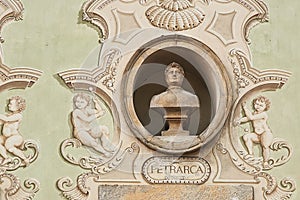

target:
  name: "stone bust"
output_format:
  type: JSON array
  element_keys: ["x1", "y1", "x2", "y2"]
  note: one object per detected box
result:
[{"x1": 150, "y1": 62, "x2": 200, "y2": 136}]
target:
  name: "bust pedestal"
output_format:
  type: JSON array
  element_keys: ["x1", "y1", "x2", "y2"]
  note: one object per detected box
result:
[
  {"x1": 160, "y1": 107, "x2": 194, "y2": 136},
  {"x1": 151, "y1": 106, "x2": 197, "y2": 136}
]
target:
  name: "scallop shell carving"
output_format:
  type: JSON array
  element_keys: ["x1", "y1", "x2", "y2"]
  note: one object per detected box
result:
[{"x1": 145, "y1": 0, "x2": 205, "y2": 31}]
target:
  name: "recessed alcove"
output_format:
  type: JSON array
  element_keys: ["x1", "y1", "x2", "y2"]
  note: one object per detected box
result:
[
  {"x1": 123, "y1": 35, "x2": 231, "y2": 154},
  {"x1": 133, "y1": 47, "x2": 212, "y2": 136}
]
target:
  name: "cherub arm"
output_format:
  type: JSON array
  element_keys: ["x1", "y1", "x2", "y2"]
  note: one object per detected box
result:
[
  {"x1": 234, "y1": 102, "x2": 267, "y2": 126},
  {"x1": 241, "y1": 102, "x2": 267, "y2": 121},
  {"x1": 0, "y1": 113, "x2": 22, "y2": 122},
  {"x1": 73, "y1": 110, "x2": 100, "y2": 123},
  {"x1": 92, "y1": 98, "x2": 106, "y2": 117},
  {"x1": 234, "y1": 102, "x2": 251, "y2": 126}
]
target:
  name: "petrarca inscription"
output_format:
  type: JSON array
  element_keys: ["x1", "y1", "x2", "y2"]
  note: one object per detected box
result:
[
  {"x1": 142, "y1": 157, "x2": 211, "y2": 184},
  {"x1": 150, "y1": 164, "x2": 204, "y2": 174}
]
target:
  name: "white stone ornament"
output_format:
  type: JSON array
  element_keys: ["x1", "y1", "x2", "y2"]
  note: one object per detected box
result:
[
  {"x1": 57, "y1": 0, "x2": 295, "y2": 199},
  {"x1": 0, "y1": 1, "x2": 42, "y2": 199},
  {"x1": 145, "y1": 0, "x2": 205, "y2": 31}
]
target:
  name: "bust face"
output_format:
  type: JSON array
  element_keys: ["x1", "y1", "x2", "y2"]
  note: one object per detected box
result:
[{"x1": 165, "y1": 67, "x2": 184, "y2": 87}]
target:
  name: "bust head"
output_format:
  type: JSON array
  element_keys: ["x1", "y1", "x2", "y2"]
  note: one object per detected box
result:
[{"x1": 165, "y1": 62, "x2": 184, "y2": 87}]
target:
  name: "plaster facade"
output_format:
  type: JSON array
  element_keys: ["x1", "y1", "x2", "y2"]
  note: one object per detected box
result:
[{"x1": 0, "y1": 0, "x2": 298, "y2": 199}]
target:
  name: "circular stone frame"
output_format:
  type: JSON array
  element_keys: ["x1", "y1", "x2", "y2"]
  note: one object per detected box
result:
[{"x1": 122, "y1": 35, "x2": 232, "y2": 154}]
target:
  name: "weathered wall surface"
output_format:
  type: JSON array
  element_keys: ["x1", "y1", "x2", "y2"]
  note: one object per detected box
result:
[{"x1": 0, "y1": 0, "x2": 298, "y2": 199}]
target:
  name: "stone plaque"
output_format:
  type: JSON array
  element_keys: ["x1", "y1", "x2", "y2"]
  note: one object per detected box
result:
[
  {"x1": 142, "y1": 157, "x2": 211, "y2": 184},
  {"x1": 98, "y1": 185, "x2": 254, "y2": 200}
]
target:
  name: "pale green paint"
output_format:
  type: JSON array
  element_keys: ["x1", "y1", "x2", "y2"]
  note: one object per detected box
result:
[
  {"x1": 250, "y1": 2, "x2": 300, "y2": 199},
  {"x1": 0, "y1": 0, "x2": 299, "y2": 199}
]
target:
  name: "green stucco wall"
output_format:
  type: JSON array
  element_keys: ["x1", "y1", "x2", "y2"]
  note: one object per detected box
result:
[{"x1": 0, "y1": 0, "x2": 299, "y2": 199}]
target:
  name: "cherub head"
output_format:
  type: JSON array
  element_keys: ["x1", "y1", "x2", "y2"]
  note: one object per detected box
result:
[
  {"x1": 73, "y1": 93, "x2": 91, "y2": 110},
  {"x1": 165, "y1": 62, "x2": 185, "y2": 87},
  {"x1": 253, "y1": 96, "x2": 271, "y2": 112},
  {"x1": 8, "y1": 96, "x2": 26, "y2": 112}
]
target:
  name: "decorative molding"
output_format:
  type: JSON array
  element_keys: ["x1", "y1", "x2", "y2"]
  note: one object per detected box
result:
[
  {"x1": 82, "y1": 0, "x2": 110, "y2": 40},
  {"x1": 229, "y1": 49, "x2": 291, "y2": 92},
  {"x1": 0, "y1": 97, "x2": 40, "y2": 199},
  {"x1": 236, "y1": 138, "x2": 293, "y2": 170},
  {"x1": 58, "y1": 48, "x2": 121, "y2": 92},
  {"x1": 0, "y1": 64, "x2": 42, "y2": 90},
  {"x1": 214, "y1": 142, "x2": 296, "y2": 199},
  {"x1": 206, "y1": 11, "x2": 237, "y2": 45},
  {"x1": 233, "y1": 0, "x2": 254, "y2": 11},
  {"x1": 58, "y1": 138, "x2": 141, "y2": 199},
  {"x1": 57, "y1": 172, "x2": 98, "y2": 200},
  {"x1": 0, "y1": 172, "x2": 39, "y2": 200},
  {"x1": 243, "y1": 0, "x2": 269, "y2": 44},
  {"x1": 268, "y1": 139, "x2": 293, "y2": 168},
  {"x1": 145, "y1": 0, "x2": 205, "y2": 31},
  {"x1": 0, "y1": 0, "x2": 24, "y2": 43},
  {"x1": 112, "y1": 10, "x2": 143, "y2": 44},
  {"x1": 257, "y1": 172, "x2": 296, "y2": 200},
  {"x1": 215, "y1": 143, "x2": 260, "y2": 176},
  {"x1": 60, "y1": 138, "x2": 139, "y2": 174},
  {"x1": 1, "y1": 140, "x2": 39, "y2": 171}
]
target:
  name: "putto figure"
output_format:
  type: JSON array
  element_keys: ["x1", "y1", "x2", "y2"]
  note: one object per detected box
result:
[
  {"x1": 150, "y1": 62, "x2": 200, "y2": 136},
  {"x1": 235, "y1": 96, "x2": 273, "y2": 168},
  {"x1": 72, "y1": 93, "x2": 113, "y2": 157},
  {"x1": 0, "y1": 96, "x2": 29, "y2": 166}
]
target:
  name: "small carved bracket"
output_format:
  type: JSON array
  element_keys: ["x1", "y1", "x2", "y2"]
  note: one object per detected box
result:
[{"x1": 0, "y1": 0, "x2": 24, "y2": 43}]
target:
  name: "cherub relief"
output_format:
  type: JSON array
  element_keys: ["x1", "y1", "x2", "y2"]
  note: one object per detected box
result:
[
  {"x1": 0, "y1": 96, "x2": 30, "y2": 166},
  {"x1": 235, "y1": 96, "x2": 273, "y2": 168},
  {"x1": 71, "y1": 93, "x2": 114, "y2": 157}
]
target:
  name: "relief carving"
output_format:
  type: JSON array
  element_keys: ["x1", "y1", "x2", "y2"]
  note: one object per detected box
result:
[
  {"x1": 235, "y1": 96, "x2": 273, "y2": 168},
  {"x1": 57, "y1": 172, "x2": 98, "y2": 200},
  {"x1": 0, "y1": 1, "x2": 41, "y2": 199},
  {"x1": 72, "y1": 93, "x2": 115, "y2": 157},
  {"x1": 0, "y1": 97, "x2": 40, "y2": 199},
  {"x1": 256, "y1": 172, "x2": 296, "y2": 200},
  {"x1": 96, "y1": 48, "x2": 121, "y2": 92},
  {"x1": 206, "y1": 11, "x2": 237, "y2": 45},
  {"x1": 212, "y1": 88, "x2": 295, "y2": 198},
  {"x1": 57, "y1": 91, "x2": 140, "y2": 199},
  {"x1": 145, "y1": 0, "x2": 205, "y2": 31},
  {"x1": 234, "y1": 96, "x2": 292, "y2": 170},
  {"x1": 0, "y1": 173, "x2": 39, "y2": 200},
  {"x1": 58, "y1": 0, "x2": 296, "y2": 199}
]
